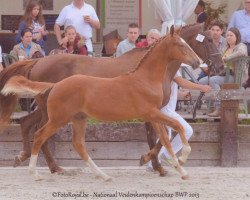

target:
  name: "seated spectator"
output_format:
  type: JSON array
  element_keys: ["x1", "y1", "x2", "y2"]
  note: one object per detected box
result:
[
  {"x1": 0, "y1": 45, "x2": 3, "y2": 72},
  {"x1": 199, "y1": 27, "x2": 248, "y2": 117},
  {"x1": 50, "y1": 25, "x2": 87, "y2": 55},
  {"x1": 115, "y1": 23, "x2": 140, "y2": 57},
  {"x1": 194, "y1": 0, "x2": 208, "y2": 23},
  {"x1": 11, "y1": 28, "x2": 44, "y2": 60},
  {"x1": 136, "y1": 29, "x2": 161, "y2": 48},
  {"x1": 16, "y1": 0, "x2": 47, "y2": 54},
  {"x1": 197, "y1": 20, "x2": 227, "y2": 80}
]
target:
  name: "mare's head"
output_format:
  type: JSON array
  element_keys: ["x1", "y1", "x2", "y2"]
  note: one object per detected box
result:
[
  {"x1": 180, "y1": 23, "x2": 223, "y2": 70},
  {"x1": 164, "y1": 26, "x2": 201, "y2": 69}
]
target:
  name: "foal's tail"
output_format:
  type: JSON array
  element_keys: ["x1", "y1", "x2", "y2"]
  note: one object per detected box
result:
[{"x1": 1, "y1": 76, "x2": 54, "y2": 97}]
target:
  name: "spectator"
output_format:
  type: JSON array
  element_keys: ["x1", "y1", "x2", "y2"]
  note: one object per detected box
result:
[
  {"x1": 199, "y1": 28, "x2": 248, "y2": 117},
  {"x1": 0, "y1": 45, "x2": 3, "y2": 72},
  {"x1": 228, "y1": 0, "x2": 250, "y2": 88},
  {"x1": 16, "y1": 0, "x2": 47, "y2": 54},
  {"x1": 54, "y1": 0, "x2": 100, "y2": 56},
  {"x1": 194, "y1": 0, "x2": 208, "y2": 23},
  {"x1": 115, "y1": 23, "x2": 140, "y2": 57},
  {"x1": 50, "y1": 25, "x2": 87, "y2": 55},
  {"x1": 136, "y1": 29, "x2": 161, "y2": 48},
  {"x1": 197, "y1": 20, "x2": 226, "y2": 80},
  {"x1": 11, "y1": 28, "x2": 44, "y2": 60}
]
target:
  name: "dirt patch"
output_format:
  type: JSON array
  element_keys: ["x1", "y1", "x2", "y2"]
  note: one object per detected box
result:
[{"x1": 0, "y1": 166, "x2": 249, "y2": 200}]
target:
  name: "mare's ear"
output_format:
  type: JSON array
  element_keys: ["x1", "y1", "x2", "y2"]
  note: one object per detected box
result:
[{"x1": 170, "y1": 25, "x2": 174, "y2": 36}]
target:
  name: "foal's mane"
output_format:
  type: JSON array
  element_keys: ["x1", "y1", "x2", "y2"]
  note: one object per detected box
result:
[{"x1": 126, "y1": 35, "x2": 168, "y2": 74}]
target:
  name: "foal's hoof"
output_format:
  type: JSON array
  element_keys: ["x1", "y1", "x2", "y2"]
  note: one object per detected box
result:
[
  {"x1": 181, "y1": 174, "x2": 189, "y2": 180},
  {"x1": 178, "y1": 158, "x2": 185, "y2": 166},
  {"x1": 50, "y1": 166, "x2": 65, "y2": 174}
]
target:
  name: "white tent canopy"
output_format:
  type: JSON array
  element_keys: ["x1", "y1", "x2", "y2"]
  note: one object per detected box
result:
[{"x1": 149, "y1": 0, "x2": 199, "y2": 35}]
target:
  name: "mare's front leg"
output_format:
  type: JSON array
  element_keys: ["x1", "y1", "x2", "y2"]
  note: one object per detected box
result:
[{"x1": 142, "y1": 122, "x2": 166, "y2": 176}]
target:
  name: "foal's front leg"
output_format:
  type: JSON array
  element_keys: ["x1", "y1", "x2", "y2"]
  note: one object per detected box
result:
[{"x1": 146, "y1": 110, "x2": 191, "y2": 179}]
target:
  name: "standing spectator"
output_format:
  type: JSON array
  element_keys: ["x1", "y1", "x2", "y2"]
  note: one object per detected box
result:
[
  {"x1": 0, "y1": 45, "x2": 3, "y2": 72},
  {"x1": 54, "y1": 0, "x2": 100, "y2": 56},
  {"x1": 50, "y1": 25, "x2": 87, "y2": 55},
  {"x1": 11, "y1": 28, "x2": 44, "y2": 60},
  {"x1": 16, "y1": 0, "x2": 47, "y2": 54},
  {"x1": 136, "y1": 29, "x2": 161, "y2": 48},
  {"x1": 194, "y1": 0, "x2": 208, "y2": 23},
  {"x1": 115, "y1": 23, "x2": 140, "y2": 57},
  {"x1": 228, "y1": 0, "x2": 250, "y2": 88}
]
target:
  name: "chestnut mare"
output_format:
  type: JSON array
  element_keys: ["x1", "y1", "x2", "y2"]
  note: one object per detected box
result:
[
  {"x1": 0, "y1": 23, "x2": 223, "y2": 175},
  {"x1": 2, "y1": 29, "x2": 201, "y2": 181}
]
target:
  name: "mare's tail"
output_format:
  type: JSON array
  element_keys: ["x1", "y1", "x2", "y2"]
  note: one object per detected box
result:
[
  {"x1": 0, "y1": 59, "x2": 40, "y2": 125},
  {"x1": 1, "y1": 76, "x2": 54, "y2": 97}
]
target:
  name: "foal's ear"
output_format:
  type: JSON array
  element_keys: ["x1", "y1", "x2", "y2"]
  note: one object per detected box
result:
[
  {"x1": 175, "y1": 26, "x2": 182, "y2": 35},
  {"x1": 170, "y1": 25, "x2": 174, "y2": 36}
]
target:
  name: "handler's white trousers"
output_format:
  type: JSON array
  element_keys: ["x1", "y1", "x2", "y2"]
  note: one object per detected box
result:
[{"x1": 159, "y1": 106, "x2": 193, "y2": 159}]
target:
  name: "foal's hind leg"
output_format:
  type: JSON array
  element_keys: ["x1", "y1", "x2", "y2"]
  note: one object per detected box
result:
[
  {"x1": 71, "y1": 116, "x2": 111, "y2": 181},
  {"x1": 29, "y1": 120, "x2": 62, "y2": 180},
  {"x1": 35, "y1": 94, "x2": 64, "y2": 174}
]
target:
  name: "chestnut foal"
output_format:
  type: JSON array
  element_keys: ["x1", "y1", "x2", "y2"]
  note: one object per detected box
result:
[{"x1": 2, "y1": 27, "x2": 200, "y2": 181}]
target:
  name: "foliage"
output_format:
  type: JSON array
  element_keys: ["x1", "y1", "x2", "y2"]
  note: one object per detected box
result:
[{"x1": 204, "y1": 1, "x2": 227, "y2": 28}]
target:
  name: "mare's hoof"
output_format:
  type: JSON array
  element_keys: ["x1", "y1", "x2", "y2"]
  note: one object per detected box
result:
[
  {"x1": 50, "y1": 166, "x2": 65, "y2": 174},
  {"x1": 139, "y1": 155, "x2": 146, "y2": 166},
  {"x1": 158, "y1": 167, "x2": 168, "y2": 177},
  {"x1": 181, "y1": 174, "x2": 189, "y2": 180},
  {"x1": 13, "y1": 156, "x2": 22, "y2": 167}
]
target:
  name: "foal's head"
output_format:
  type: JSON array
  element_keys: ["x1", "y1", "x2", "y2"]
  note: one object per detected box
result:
[{"x1": 165, "y1": 26, "x2": 201, "y2": 69}]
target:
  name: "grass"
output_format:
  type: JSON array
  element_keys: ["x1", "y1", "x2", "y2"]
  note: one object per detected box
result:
[{"x1": 87, "y1": 118, "x2": 143, "y2": 124}]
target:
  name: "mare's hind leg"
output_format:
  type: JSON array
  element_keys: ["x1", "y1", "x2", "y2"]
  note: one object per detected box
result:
[
  {"x1": 142, "y1": 122, "x2": 166, "y2": 176},
  {"x1": 14, "y1": 109, "x2": 41, "y2": 167},
  {"x1": 71, "y1": 116, "x2": 111, "y2": 181},
  {"x1": 0, "y1": 94, "x2": 18, "y2": 125}
]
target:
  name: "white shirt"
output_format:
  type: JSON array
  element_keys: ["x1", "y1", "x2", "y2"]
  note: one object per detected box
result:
[
  {"x1": 115, "y1": 39, "x2": 136, "y2": 57},
  {"x1": 56, "y1": 2, "x2": 99, "y2": 51},
  {"x1": 0, "y1": 46, "x2": 2, "y2": 63},
  {"x1": 162, "y1": 70, "x2": 181, "y2": 112}
]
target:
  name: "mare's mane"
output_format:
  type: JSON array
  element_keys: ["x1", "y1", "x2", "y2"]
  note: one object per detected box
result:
[{"x1": 0, "y1": 59, "x2": 39, "y2": 90}]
